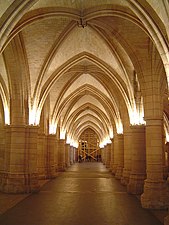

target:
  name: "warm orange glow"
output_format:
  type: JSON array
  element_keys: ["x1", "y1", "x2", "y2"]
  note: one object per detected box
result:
[
  {"x1": 49, "y1": 122, "x2": 57, "y2": 134},
  {"x1": 4, "y1": 106, "x2": 10, "y2": 124}
]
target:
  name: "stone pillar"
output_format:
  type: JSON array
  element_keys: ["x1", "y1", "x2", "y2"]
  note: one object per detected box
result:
[
  {"x1": 99, "y1": 148, "x2": 103, "y2": 163},
  {"x1": 37, "y1": 133, "x2": 47, "y2": 179},
  {"x1": 102, "y1": 147, "x2": 106, "y2": 165},
  {"x1": 164, "y1": 215, "x2": 169, "y2": 225},
  {"x1": 163, "y1": 138, "x2": 168, "y2": 180},
  {"x1": 112, "y1": 135, "x2": 118, "y2": 174},
  {"x1": 141, "y1": 119, "x2": 169, "y2": 209},
  {"x1": 121, "y1": 129, "x2": 132, "y2": 185},
  {"x1": 65, "y1": 143, "x2": 70, "y2": 167},
  {"x1": 0, "y1": 125, "x2": 39, "y2": 193},
  {"x1": 109, "y1": 139, "x2": 114, "y2": 171},
  {"x1": 115, "y1": 134, "x2": 124, "y2": 179},
  {"x1": 0, "y1": 122, "x2": 5, "y2": 176},
  {"x1": 70, "y1": 146, "x2": 74, "y2": 164},
  {"x1": 25, "y1": 126, "x2": 40, "y2": 192},
  {"x1": 55, "y1": 140, "x2": 59, "y2": 172},
  {"x1": 105, "y1": 143, "x2": 111, "y2": 168},
  {"x1": 127, "y1": 125, "x2": 146, "y2": 194},
  {"x1": 58, "y1": 139, "x2": 66, "y2": 171},
  {"x1": 103, "y1": 146, "x2": 107, "y2": 165},
  {"x1": 73, "y1": 147, "x2": 77, "y2": 162},
  {"x1": 166, "y1": 143, "x2": 169, "y2": 183},
  {"x1": 47, "y1": 134, "x2": 57, "y2": 178}
]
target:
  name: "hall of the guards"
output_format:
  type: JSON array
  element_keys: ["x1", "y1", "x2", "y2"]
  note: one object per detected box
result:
[{"x1": 0, "y1": 0, "x2": 169, "y2": 225}]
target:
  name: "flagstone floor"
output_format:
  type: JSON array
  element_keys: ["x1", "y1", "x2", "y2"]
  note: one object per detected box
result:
[{"x1": 0, "y1": 162, "x2": 166, "y2": 225}]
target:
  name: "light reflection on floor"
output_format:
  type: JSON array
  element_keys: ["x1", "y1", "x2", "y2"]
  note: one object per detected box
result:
[{"x1": 0, "y1": 162, "x2": 163, "y2": 225}]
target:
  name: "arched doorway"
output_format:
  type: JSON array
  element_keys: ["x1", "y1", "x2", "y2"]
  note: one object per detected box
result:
[{"x1": 78, "y1": 128, "x2": 101, "y2": 162}]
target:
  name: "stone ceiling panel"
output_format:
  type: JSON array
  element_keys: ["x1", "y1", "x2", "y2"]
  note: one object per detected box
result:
[
  {"x1": 0, "y1": 54, "x2": 9, "y2": 93},
  {"x1": 44, "y1": 25, "x2": 124, "y2": 87},
  {"x1": 67, "y1": 95, "x2": 107, "y2": 119},
  {"x1": 62, "y1": 73, "x2": 110, "y2": 102},
  {"x1": 30, "y1": 0, "x2": 128, "y2": 12},
  {"x1": 22, "y1": 16, "x2": 72, "y2": 97},
  {"x1": 75, "y1": 109, "x2": 101, "y2": 122}
]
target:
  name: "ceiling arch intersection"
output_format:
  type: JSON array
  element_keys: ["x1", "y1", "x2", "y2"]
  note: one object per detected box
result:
[
  {"x1": 51, "y1": 84, "x2": 122, "y2": 135},
  {"x1": 64, "y1": 103, "x2": 113, "y2": 140},
  {"x1": 32, "y1": 52, "x2": 142, "y2": 128},
  {"x1": 1, "y1": 0, "x2": 166, "y2": 135}
]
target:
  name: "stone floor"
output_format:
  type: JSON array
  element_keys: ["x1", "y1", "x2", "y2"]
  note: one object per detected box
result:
[{"x1": 0, "y1": 162, "x2": 167, "y2": 225}]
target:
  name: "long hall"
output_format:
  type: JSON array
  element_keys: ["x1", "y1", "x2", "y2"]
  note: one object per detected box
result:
[
  {"x1": 0, "y1": 162, "x2": 163, "y2": 225},
  {"x1": 1, "y1": 1, "x2": 169, "y2": 225}
]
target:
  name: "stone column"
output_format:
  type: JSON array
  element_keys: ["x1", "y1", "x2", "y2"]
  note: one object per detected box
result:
[
  {"x1": 102, "y1": 147, "x2": 106, "y2": 165},
  {"x1": 114, "y1": 134, "x2": 124, "y2": 179},
  {"x1": 164, "y1": 215, "x2": 169, "y2": 225},
  {"x1": 166, "y1": 143, "x2": 169, "y2": 182},
  {"x1": 105, "y1": 143, "x2": 111, "y2": 168},
  {"x1": 70, "y1": 146, "x2": 74, "y2": 164},
  {"x1": 47, "y1": 134, "x2": 57, "y2": 178},
  {"x1": 65, "y1": 143, "x2": 70, "y2": 167},
  {"x1": 73, "y1": 147, "x2": 77, "y2": 162},
  {"x1": 163, "y1": 138, "x2": 168, "y2": 180},
  {"x1": 0, "y1": 122, "x2": 5, "y2": 176},
  {"x1": 109, "y1": 139, "x2": 114, "y2": 171},
  {"x1": 99, "y1": 148, "x2": 103, "y2": 163},
  {"x1": 121, "y1": 129, "x2": 132, "y2": 185},
  {"x1": 57, "y1": 139, "x2": 66, "y2": 171},
  {"x1": 112, "y1": 135, "x2": 118, "y2": 174},
  {"x1": 37, "y1": 133, "x2": 47, "y2": 179},
  {"x1": 55, "y1": 139, "x2": 59, "y2": 172},
  {"x1": 103, "y1": 146, "x2": 106, "y2": 165},
  {"x1": 25, "y1": 126, "x2": 40, "y2": 192},
  {"x1": 127, "y1": 125, "x2": 146, "y2": 194},
  {"x1": 141, "y1": 119, "x2": 169, "y2": 209},
  {"x1": 0, "y1": 125, "x2": 39, "y2": 193}
]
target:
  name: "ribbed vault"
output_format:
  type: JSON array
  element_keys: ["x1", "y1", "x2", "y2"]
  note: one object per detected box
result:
[{"x1": 0, "y1": 0, "x2": 168, "y2": 147}]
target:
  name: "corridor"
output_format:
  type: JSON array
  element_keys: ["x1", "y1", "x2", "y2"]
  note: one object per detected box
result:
[{"x1": 0, "y1": 162, "x2": 163, "y2": 225}]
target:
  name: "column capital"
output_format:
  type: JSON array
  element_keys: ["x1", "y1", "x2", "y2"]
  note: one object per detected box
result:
[
  {"x1": 47, "y1": 134, "x2": 56, "y2": 138},
  {"x1": 130, "y1": 124, "x2": 145, "y2": 133},
  {"x1": 114, "y1": 133, "x2": 124, "y2": 139},
  {"x1": 145, "y1": 118, "x2": 163, "y2": 126},
  {"x1": 130, "y1": 124, "x2": 145, "y2": 128}
]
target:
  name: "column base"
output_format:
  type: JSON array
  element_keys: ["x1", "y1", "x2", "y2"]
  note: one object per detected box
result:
[
  {"x1": 0, "y1": 172, "x2": 40, "y2": 194},
  {"x1": 58, "y1": 163, "x2": 66, "y2": 172},
  {"x1": 121, "y1": 168, "x2": 130, "y2": 185},
  {"x1": 70, "y1": 160, "x2": 74, "y2": 165},
  {"x1": 112, "y1": 164, "x2": 117, "y2": 175},
  {"x1": 65, "y1": 162, "x2": 70, "y2": 167},
  {"x1": 164, "y1": 215, "x2": 169, "y2": 225},
  {"x1": 109, "y1": 163, "x2": 113, "y2": 172},
  {"x1": 106, "y1": 161, "x2": 110, "y2": 168},
  {"x1": 115, "y1": 166, "x2": 123, "y2": 179},
  {"x1": 127, "y1": 173, "x2": 146, "y2": 194},
  {"x1": 47, "y1": 166, "x2": 58, "y2": 179},
  {"x1": 141, "y1": 179, "x2": 169, "y2": 209},
  {"x1": 38, "y1": 166, "x2": 50, "y2": 179},
  {"x1": 38, "y1": 174, "x2": 47, "y2": 180},
  {"x1": 163, "y1": 166, "x2": 168, "y2": 179},
  {"x1": 167, "y1": 176, "x2": 169, "y2": 184}
]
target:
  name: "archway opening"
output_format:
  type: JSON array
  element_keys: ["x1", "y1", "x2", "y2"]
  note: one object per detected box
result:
[{"x1": 78, "y1": 128, "x2": 101, "y2": 162}]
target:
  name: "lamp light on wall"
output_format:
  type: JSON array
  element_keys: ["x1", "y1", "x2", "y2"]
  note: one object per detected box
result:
[
  {"x1": 4, "y1": 106, "x2": 10, "y2": 125},
  {"x1": 66, "y1": 135, "x2": 71, "y2": 144},
  {"x1": 60, "y1": 128, "x2": 66, "y2": 139},
  {"x1": 49, "y1": 122, "x2": 57, "y2": 134}
]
